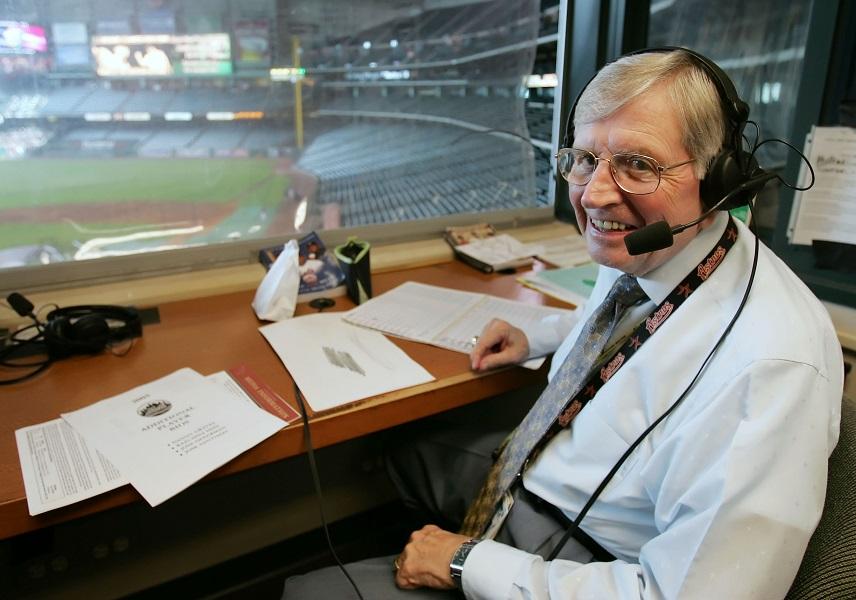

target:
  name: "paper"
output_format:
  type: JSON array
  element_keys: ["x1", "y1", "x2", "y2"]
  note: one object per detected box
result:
[
  {"x1": 260, "y1": 312, "x2": 435, "y2": 413},
  {"x1": 454, "y1": 234, "x2": 541, "y2": 270},
  {"x1": 61, "y1": 368, "x2": 286, "y2": 507},
  {"x1": 518, "y1": 262, "x2": 598, "y2": 307},
  {"x1": 788, "y1": 126, "x2": 856, "y2": 245},
  {"x1": 344, "y1": 281, "x2": 577, "y2": 356},
  {"x1": 15, "y1": 369, "x2": 273, "y2": 515},
  {"x1": 15, "y1": 419, "x2": 129, "y2": 516},
  {"x1": 534, "y1": 233, "x2": 591, "y2": 267}
]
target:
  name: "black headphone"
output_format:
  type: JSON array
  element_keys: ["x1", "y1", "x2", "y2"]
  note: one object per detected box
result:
[
  {"x1": 42, "y1": 305, "x2": 142, "y2": 359},
  {"x1": 562, "y1": 46, "x2": 766, "y2": 211},
  {"x1": 2, "y1": 294, "x2": 143, "y2": 385}
]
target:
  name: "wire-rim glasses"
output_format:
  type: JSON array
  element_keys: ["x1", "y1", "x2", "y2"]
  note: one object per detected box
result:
[{"x1": 555, "y1": 148, "x2": 696, "y2": 195}]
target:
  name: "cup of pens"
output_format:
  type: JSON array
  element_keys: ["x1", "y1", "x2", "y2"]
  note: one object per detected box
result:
[{"x1": 334, "y1": 237, "x2": 372, "y2": 305}]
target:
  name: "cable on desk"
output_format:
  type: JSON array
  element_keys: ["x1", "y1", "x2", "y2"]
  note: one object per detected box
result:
[{"x1": 293, "y1": 381, "x2": 366, "y2": 600}]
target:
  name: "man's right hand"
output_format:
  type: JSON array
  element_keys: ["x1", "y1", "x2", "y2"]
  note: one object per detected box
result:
[{"x1": 470, "y1": 318, "x2": 530, "y2": 372}]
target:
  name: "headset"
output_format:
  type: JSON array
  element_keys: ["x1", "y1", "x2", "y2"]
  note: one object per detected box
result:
[
  {"x1": 1, "y1": 293, "x2": 142, "y2": 385},
  {"x1": 41, "y1": 304, "x2": 142, "y2": 359},
  {"x1": 562, "y1": 46, "x2": 768, "y2": 213}
]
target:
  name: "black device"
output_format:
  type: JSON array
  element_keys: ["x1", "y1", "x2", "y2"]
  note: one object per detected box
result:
[
  {"x1": 1, "y1": 293, "x2": 142, "y2": 385},
  {"x1": 623, "y1": 171, "x2": 778, "y2": 255},
  {"x1": 41, "y1": 304, "x2": 142, "y2": 358}
]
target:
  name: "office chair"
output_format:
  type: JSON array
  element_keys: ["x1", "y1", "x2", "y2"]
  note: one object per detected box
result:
[{"x1": 786, "y1": 393, "x2": 856, "y2": 599}]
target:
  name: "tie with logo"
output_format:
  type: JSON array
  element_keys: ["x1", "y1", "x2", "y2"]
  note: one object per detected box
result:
[{"x1": 460, "y1": 273, "x2": 647, "y2": 537}]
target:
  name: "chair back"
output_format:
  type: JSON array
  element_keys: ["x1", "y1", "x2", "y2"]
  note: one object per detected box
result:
[{"x1": 786, "y1": 394, "x2": 856, "y2": 599}]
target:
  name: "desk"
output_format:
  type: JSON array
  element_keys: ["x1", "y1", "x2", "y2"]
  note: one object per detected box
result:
[{"x1": 1, "y1": 260, "x2": 565, "y2": 593}]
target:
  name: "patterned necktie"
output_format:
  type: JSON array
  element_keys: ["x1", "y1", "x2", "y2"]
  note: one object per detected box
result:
[{"x1": 460, "y1": 273, "x2": 647, "y2": 537}]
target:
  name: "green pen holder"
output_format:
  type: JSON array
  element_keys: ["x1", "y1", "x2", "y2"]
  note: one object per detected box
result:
[{"x1": 334, "y1": 237, "x2": 372, "y2": 305}]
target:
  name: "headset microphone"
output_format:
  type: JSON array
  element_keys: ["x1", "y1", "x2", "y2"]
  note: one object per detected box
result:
[
  {"x1": 7, "y1": 292, "x2": 37, "y2": 320},
  {"x1": 624, "y1": 172, "x2": 778, "y2": 256}
]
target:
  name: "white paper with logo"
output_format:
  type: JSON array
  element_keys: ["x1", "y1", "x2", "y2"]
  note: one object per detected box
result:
[{"x1": 60, "y1": 368, "x2": 285, "y2": 507}]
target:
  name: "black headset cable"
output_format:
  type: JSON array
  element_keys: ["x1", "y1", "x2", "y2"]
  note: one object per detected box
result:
[{"x1": 292, "y1": 381, "x2": 366, "y2": 600}]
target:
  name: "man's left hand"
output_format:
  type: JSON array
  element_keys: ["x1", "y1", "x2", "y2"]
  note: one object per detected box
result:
[{"x1": 394, "y1": 525, "x2": 470, "y2": 590}]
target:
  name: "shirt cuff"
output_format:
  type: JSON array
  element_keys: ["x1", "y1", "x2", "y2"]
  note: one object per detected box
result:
[
  {"x1": 526, "y1": 313, "x2": 575, "y2": 359},
  {"x1": 462, "y1": 539, "x2": 540, "y2": 599}
]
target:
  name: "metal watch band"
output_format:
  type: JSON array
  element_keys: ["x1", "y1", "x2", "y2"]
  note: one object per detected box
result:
[{"x1": 449, "y1": 539, "x2": 480, "y2": 589}]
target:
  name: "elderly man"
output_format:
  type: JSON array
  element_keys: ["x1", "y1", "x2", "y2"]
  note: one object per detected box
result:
[{"x1": 284, "y1": 48, "x2": 843, "y2": 599}]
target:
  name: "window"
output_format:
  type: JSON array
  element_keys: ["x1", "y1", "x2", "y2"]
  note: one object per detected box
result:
[
  {"x1": 0, "y1": 0, "x2": 559, "y2": 286},
  {"x1": 649, "y1": 0, "x2": 813, "y2": 169},
  {"x1": 647, "y1": 0, "x2": 815, "y2": 235}
]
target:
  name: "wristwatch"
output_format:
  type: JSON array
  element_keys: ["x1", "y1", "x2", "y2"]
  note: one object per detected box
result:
[{"x1": 449, "y1": 539, "x2": 481, "y2": 590}]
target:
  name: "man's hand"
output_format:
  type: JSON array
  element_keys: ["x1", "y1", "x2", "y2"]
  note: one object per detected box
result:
[
  {"x1": 394, "y1": 525, "x2": 470, "y2": 590},
  {"x1": 470, "y1": 318, "x2": 530, "y2": 371}
]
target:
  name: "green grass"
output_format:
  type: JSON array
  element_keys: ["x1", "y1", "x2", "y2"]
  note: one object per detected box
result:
[
  {"x1": 0, "y1": 157, "x2": 291, "y2": 256},
  {"x1": 0, "y1": 157, "x2": 286, "y2": 207},
  {"x1": 0, "y1": 222, "x2": 124, "y2": 248}
]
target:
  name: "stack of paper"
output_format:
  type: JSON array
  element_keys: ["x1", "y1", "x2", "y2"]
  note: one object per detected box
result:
[
  {"x1": 16, "y1": 368, "x2": 289, "y2": 515},
  {"x1": 343, "y1": 281, "x2": 578, "y2": 358},
  {"x1": 533, "y1": 233, "x2": 592, "y2": 268},
  {"x1": 452, "y1": 233, "x2": 542, "y2": 272}
]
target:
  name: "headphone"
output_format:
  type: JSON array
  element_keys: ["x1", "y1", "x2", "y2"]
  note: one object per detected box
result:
[
  {"x1": 2, "y1": 294, "x2": 143, "y2": 384},
  {"x1": 42, "y1": 305, "x2": 142, "y2": 359},
  {"x1": 562, "y1": 46, "x2": 767, "y2": 211}
]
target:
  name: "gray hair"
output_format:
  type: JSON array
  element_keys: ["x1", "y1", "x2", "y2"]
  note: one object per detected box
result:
[{"x1": 573, "y1": 50, "x2": 729, "y2": 179}]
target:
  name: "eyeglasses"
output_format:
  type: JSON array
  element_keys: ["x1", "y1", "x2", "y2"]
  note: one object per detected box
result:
[{"x1": 555, "y1": 148, "x2": 696, "y2": 195}]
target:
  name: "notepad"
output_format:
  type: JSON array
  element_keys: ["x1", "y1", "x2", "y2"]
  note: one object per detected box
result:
[{"x1": 343, "y1": 281, "x2": 577, "y2": 354}]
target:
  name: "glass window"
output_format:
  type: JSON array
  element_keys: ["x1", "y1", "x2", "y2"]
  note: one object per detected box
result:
[
  {"x1": 647, "y1": 0, "x2": 814, "y2": 235},
  {"x1": 0, "y1": 0, "x2": 558, "y2": 277}
]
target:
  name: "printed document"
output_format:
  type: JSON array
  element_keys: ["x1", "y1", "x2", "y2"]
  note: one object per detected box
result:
[
  {"x1": 534, "y1": 233, "x2": 592, "y2": 267},
  {"x1": 16, "y1": 419, "x2": 128, "y2": 516},
  {"x1": 343, "y1": 281, "x2": 578, "y2": 354},
  {"x1": 60, "y1": 368, "x2": 286, "y2": 507},
  {"x1": 260, "y1": 312, "x2": 434, "y2": 413},
  {"x1": 454, "y1": 233, "x2": 541, "y2": 271},
  {"x1": 16, "y1": 369, "x2": 277, "y2": 515},
  {"x1": 788, "y1": 126, "x2": 856, "y2": 245}
]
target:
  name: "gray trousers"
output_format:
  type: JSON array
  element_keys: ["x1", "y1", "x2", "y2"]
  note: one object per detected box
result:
[{"x1": 282, "y1": 423, "x2": 594, "y2": 599}]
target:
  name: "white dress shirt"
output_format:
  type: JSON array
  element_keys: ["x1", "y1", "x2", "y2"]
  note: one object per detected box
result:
[{"x1": 463, "y1": 212, "x2": 844, "y2": 599}]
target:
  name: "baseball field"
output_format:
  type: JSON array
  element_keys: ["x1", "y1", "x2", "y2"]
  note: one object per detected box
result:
[{"x1": 0, "y1": 157, "x2": 290, "y2": 264}]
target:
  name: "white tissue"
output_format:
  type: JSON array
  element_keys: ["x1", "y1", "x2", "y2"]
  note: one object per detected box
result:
[{"x1": 252, "y1": 239, "x2": 299, "y2": 321}]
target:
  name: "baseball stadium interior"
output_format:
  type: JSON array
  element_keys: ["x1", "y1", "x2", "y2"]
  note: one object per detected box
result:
[{"x1": 1, "y1": 0, "x2": 854, "y2": 598}]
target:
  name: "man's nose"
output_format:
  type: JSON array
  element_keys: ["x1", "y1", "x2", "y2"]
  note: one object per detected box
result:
[{"x1": 581, "y1": 161, "x2": 621, "y2": 206}]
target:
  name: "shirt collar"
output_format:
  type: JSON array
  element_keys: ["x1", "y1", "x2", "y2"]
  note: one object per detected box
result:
[{"x1": 597, "y1": 212, "x2": 730, "y2": 305}]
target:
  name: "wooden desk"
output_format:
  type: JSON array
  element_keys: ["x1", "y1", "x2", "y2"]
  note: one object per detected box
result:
[{"x1": 0, "y1": 260, "x2": 563, "y2": 542}]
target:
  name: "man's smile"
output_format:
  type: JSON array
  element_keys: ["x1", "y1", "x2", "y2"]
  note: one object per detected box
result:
[{"x1": 589, "y1": 217, "x2": 638, "y2": 233}]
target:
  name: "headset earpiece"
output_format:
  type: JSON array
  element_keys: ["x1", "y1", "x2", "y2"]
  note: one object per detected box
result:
[
  {"x1": 45, "y1": 314, "x2": 107, "y2": 357},
  {"x1": 43, "y1": 305, "x2": 142, "y2": 359},
  {"x1": 699, "y1": 147, "x2": 763, "y2": 210}
]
